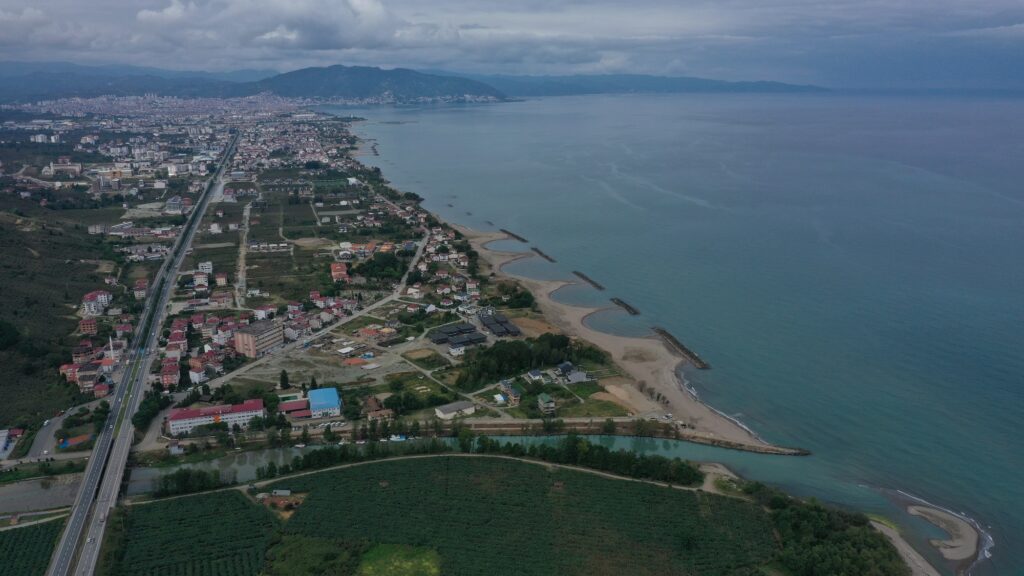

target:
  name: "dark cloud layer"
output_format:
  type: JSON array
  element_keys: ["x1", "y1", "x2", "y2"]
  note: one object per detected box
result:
[{"x1": 1, "y1": 0, "x2": 1022, "y2": 88}]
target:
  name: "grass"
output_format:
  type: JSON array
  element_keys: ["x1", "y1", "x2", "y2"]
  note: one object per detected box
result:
[
  {"x1": 0, "y1": 517, "x2": 65, "y2": 576},
  {"x1": 567, "y1": 381, "x2": 603, "y2": 399},
  {"x1": 358, "y1": 544, "x2": 441, "y2": 576},
  {"x1": 264, "y1": 535, "x2": 366, "y2": 576},
  {"x1": 558, "y1": 399, "x2": 629, "y2": 418}
]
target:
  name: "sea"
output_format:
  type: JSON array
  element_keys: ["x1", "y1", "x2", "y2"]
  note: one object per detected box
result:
[{"x1": 323, "y1": 94, "x2": 1024, "y2": 576}]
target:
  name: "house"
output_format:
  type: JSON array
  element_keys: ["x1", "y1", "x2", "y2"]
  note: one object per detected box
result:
[
  {"x1": 435, "y1": 400, "x2": 476, "y2": 421},
  {"x1": 198, "y1": 261, "x2": 214, "y2": 274},
  {"x1": 133, "y1": 279, "x2": 149, "y2": 300},
  {"x1": 537, "y1": 393, "x2": 556, "y2": 415},
  {"x1": 362, "y1": 395, "x2": 394, "y2": 422},
  {"x1": 93, "y1": 383, "x2": 110, "y2": 398},
  {"x1": 330, "y1": 262, "x2": 349, "y2": 283},
  {"x1": 214, "y1": 272, "x2": 229, "y2": 286},
  {"x1": 500, "y1": 380, "x2": 523, "y2": 407},
  {"x1": 161, "y1": 364, "x2": 180, "y2": 388},
  {"x1": 525, "y1": 369, "x2": 544, "y2": 383},
  {"x1": 557, "y1": 362, "x2": 574, "y2": 377},
  {"x1": 448, "y1": 344, "x2": 465, "y2": 357},
  {"x1": 308, "y1": 388, "x2": 342, "y2": 419},
  {"x1": 566, "y1": 370, "x2": 592, "y2": 384},
  {"x1": 78, "y1": 317, "x2": 98, "y2": 335}
]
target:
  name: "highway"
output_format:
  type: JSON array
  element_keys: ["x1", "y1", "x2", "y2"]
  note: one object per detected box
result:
[{"x1": 46, "y1": 132, "x2": 239, "y2": 576}]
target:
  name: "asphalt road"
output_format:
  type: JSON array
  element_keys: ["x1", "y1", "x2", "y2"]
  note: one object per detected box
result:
[{"x1": 46, "y1": 133, "x2": 238, "y2": 576}]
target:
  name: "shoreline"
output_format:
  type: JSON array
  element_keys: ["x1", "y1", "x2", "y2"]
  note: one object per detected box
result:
[
  {"x1": 467, "y1": 228, "x2": 800, "y2": 455},
  {"x1": 341, "y1": 120, "x2": 953, "y2": 576}
]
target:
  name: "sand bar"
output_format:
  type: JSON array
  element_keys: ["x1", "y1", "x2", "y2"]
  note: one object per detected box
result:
[{"x1": 908, "y1": 505, "x2": 980, "y2": 562}]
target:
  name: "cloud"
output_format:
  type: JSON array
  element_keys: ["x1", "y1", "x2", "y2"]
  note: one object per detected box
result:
[{"x1": 0, "y1": 0, "x2": 1021, "y2": 88}]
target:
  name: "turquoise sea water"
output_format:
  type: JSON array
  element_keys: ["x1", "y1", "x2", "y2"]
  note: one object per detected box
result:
[{"x1": 326, "y1": 95, "x2": 1024, "y2": 576}]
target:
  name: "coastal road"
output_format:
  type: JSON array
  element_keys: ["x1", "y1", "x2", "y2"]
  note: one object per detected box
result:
[{"x1": 46, "y1": 133, "x2": 239, "y2": 576}]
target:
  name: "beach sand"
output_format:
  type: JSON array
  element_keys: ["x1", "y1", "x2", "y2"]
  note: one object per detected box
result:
[
  {"x1": 872, "y1": 521, "x2": 943, "y2": 576},
  {"x1": 909, "y1": 505, "x2": 980, "y2": 562},
  {"x1": 461, "y1": 226, "x2": 790, "y2": 453}
]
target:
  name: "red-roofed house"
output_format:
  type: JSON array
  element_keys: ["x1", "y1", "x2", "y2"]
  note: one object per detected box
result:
[
  {"x1": 330, "y1": 262, "x2": 349, "y2": 283},
  {"x1": 161, "y1": 364, "x2": 179, "y2": 388}
]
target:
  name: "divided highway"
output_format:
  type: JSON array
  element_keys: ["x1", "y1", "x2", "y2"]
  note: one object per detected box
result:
[{"x1": 47, "y1": 133, "x2": 239, "y2": 576}]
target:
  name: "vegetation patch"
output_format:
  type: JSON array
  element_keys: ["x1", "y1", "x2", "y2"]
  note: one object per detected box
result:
[
  {"x1": 357, "y1": 544, "x2": 441, "y2": 576},
  {"x1": 264, "y1": 535, "x2": 367, "y2": 576}
]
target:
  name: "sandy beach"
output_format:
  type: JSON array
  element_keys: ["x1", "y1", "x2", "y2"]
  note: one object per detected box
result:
[
  {"x1": 460, "y1": 226, "x2": 799, "y2": 454},
  {"x1": 871, "y1": 521, "x2": 942, "y2": 576},
  {"x1": 909, "y1": 505, "x2": 980, "y2": 562}
]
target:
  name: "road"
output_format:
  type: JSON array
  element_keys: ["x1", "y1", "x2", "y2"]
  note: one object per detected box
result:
[{"x1": 46, "y1": 133, "x2": 239, "y2": 576}]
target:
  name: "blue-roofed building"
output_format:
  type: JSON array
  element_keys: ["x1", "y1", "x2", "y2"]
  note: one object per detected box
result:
[{"x1": 308, "y1": 388, "x2": 342, "y2": 418}]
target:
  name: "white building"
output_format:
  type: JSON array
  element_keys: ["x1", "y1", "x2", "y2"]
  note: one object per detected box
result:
[{"x1": 166, "y1": 399, "x2": 265, "y2": 435}]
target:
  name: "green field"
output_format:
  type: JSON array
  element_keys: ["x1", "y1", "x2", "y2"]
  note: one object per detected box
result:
[
  {"x1": 0, "y1": 518, "x2": 65, "y2": 576},
  {"x1": 272, "y1": 457, "x2": 776, "y2": 576}
]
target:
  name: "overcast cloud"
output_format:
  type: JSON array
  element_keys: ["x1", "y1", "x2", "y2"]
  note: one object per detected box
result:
[{"x1": 1, "y1": 0, "x2": 1022, "y2": 88}]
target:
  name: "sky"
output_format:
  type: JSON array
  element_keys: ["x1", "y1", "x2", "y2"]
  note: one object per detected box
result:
[{"x1": 1, "y1": 0, "x2": 1022, "y2": 89}]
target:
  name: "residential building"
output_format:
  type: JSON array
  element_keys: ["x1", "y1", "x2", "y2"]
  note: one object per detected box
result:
[
  {"x1": 537, "y1": 393, "x2": 556, "y2": 415},
  {"x1": 234, "y1": 320, "x2": 283, "y2": 358},
  {"x1": 165, "y1": 399, "x2": 265, "y2": 435}
]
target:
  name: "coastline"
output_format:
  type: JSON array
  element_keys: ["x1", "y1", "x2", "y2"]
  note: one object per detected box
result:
[
  {"x1": 462, "y1": 226, "x2": 799, "y2": 455},
  {"x1": 342, "y1": 119, "x2": 959, "y2": 576}
]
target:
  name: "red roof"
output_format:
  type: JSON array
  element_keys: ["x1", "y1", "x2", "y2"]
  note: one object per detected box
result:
[
  {"x1": 168, "y1": 399, "x2": 264, "y2": 422},
  {"x1": 278, "y1": 399, "x2": 309, "y2": 413},
  {"x1": 289, "y1": 409, "x2": 312, "y2": 419}
]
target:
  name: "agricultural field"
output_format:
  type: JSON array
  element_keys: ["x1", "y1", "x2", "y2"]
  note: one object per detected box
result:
[
  {"x1": 99, "y1": 491, "x2": 278, "y2": 576},
  {"x1": 0, "y1": 517, "x2": 65, "y2": 576},
  {"x1": 271, "y1": 456, "x2": 777, "y2": 576}
]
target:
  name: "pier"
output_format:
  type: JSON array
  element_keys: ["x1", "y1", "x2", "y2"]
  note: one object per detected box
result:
[
  {"x1": 572, "y1": 270, "x2": 605, "y2": 290},
  {"x1": 500, "y1": 228, "x2": 529, "y2": 243},
  {"x1": 610, "y1": 297, "x2": 640, "y2": 315},
  {"x1": 531, "y1": 247, "x2": 556, "y2": 262},
  {"x1": 652, "y1": 326, "x2": 710, "y2": 369}
]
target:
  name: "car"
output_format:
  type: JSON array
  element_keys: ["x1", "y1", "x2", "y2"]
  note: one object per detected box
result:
[{"x1": 43, "y1": 450, "x2": 49, "y2": 455}]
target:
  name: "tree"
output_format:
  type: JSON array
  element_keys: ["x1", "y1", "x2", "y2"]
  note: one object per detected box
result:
[
  {"x1": 323, "y1": 427, "x2": 336, "y2": 443},
  {"x1": 300, "y1": 426, "x2": 311, "y2": 445},
  {"x1": 279, "y1": 370, "x2": 290, "y2": 390},
  {"x1": 457, "y1": 427, "x2": 475, "y2": 452},
  {"x1": 602, "y1": 418, "x2": 617, "y2": 434},
  {"x1": 309, "y1": 376, "x2": 318, "y2": 390}
]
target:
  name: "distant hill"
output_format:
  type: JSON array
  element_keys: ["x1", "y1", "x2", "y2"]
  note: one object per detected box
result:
[
  {"x1": 252, "y1": 65, "x2": 506, "y2": 101},
  {"x1": 0, "y1": 61, "x2": 277, "y2": 82},
  {"x1": 0, "y1": 62, "x2": 506, "y2": 104},
  {"x1": 432, "y1": 72, "x2": 827, "y2": 96},
  {"x1": 0, "y1": 61, "x2": 823, "y2": 103}
]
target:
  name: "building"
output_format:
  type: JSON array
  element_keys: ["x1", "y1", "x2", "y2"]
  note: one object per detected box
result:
[
  {"x1": 499, "y1": 380, "x2": 523, "y2": 407},
  {"x1": 537, "y1": 393, "x2": 556, "y2": 416},
  {"x1": 362, "y1": 395, "x2": 394, "y2": 422},
  {"x1": 78, "y1": 317, "x2": 98, "y2": 335},
  {"x1": 308, "y1": 388, "x2": 342, "y2": 419},
  {"x1": 234, "y1": 320, "x2": 283, "y2": 359},
  {"x1": 435, "y1": 400, "x2": 476, "y2": 420},
  {"x1": 166, "y1": 399, "x2": 266, "y2": 435},
  {"x1": 330, "y1": 262, "x2": 349, "y2": 283},
  {"x1": 198, "y1": 261, "x2": 214, "y2": 274}
]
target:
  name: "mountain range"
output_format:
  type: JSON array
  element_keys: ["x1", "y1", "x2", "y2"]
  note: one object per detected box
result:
[{"x1": 0, "y1": 61, "x2": 826, "y2": 104}]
